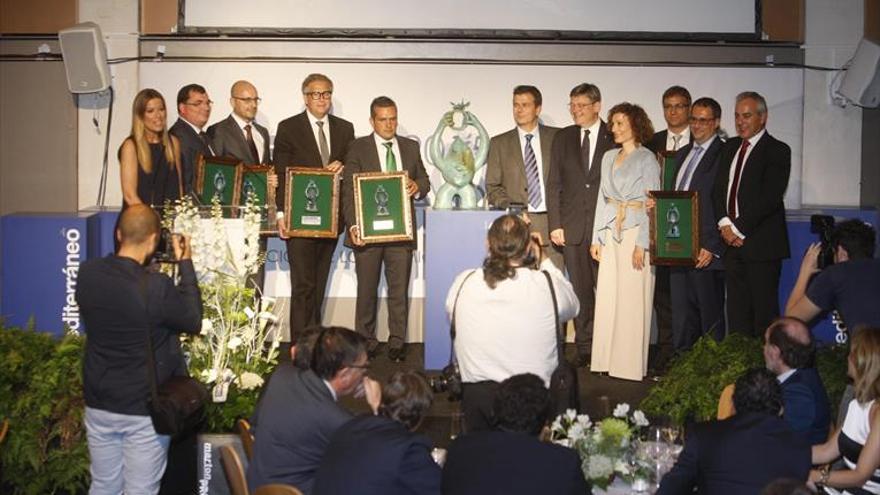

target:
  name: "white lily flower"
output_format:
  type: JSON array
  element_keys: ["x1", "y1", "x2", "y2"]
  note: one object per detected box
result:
[
  {"x1": 613, "y1": 403, "x2": 631, "y2": 418},
  {"x1": 227, "y1": 336, "x2": 242, "y2": 349},
  {"x1": 237, "y1": 371, "x2": 264, "y2": 391},
  {"x1": 632, "y1": 410, "x2": 649, "y2": 427},
  {"x1": 200, "y1": 318, "x2": 214, "y2": 335}
]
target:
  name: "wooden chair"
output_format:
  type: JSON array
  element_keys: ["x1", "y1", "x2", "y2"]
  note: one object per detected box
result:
[
  {"x1": 220, "y1": 444, "x2": 249, "y2": 495},
  {"x1": 253, "y1": 484, "x2": 304, "y2": 495},
  {"x1": 237, "y1": 418, "x2": 255, "y2": 461},
  {"x1": 0, "y1": 419, "x2": 8, "y2": 445},
  {"x1": 717, "y1": 383, "x2": 736, "y2": 420}
]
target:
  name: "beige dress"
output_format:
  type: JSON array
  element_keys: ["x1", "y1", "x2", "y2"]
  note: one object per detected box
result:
[{"x1": 590, "y1": 146, "x2": 660, "y2": 380}]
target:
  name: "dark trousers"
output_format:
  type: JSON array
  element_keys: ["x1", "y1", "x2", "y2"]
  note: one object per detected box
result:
[
  {"x1": 159, "y1": 429, "x2": 197, "y2": 495},
  {"x1": 286, "y1": 236, "x2": 338, "y2": 342},
  {"x1": 462, "y1": 381, "x2": 500, "y2": 434},
  {"x1": 724, "y1": 250, "x2": 782, "y2": 336},
  {"x1": 562, "y1": 242, "x2": 597, "y2": 353},
  {"x1": 670, "y1": 267, "x2": 726, "y2": 350},
  {"x1": 653, "y1": 266, "x2": 674, "y2": 352},
  {"x1": 353, "y1": 244, "x2": 413, "y2": 345}
]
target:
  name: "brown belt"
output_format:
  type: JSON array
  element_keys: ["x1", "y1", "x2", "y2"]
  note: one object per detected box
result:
[{"x1": 607, "y1": 198, "x2": 645, "y2": 237}]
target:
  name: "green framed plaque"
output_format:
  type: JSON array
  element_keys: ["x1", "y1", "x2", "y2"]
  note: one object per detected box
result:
[
  {"x1": 240, "y1": 165, "x2": 277, "y2": 234},
  {"x1": 284, "y1": 167, "x2": 340, "y2": 238},
  {"x1": 658, "y1": 151, "x2": 680, "y2": 191},
  {"x1": 195, "y1": 155, "x2": 242, "y2": 215},
  {"x1": 353, "y1": 171, "x2": 413, "y2": 244},
  {"x1": 649, "y1": 190, "x2": 699, "y2": 266}
]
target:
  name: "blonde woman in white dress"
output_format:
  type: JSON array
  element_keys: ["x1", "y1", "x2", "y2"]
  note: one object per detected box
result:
[{"x1": 589, "y1": 103, "x2": 661, "y2": 381}]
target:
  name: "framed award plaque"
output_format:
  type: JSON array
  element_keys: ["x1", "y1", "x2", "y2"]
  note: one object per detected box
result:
[
  {"x1": 649, "y1": 190, "x2": 700, "y2": 266},
  {"x1": 240, "y1": 165, "x2": 277, "y2": 234},
  {"x1": 195, "y1": 155, "x2": 242, "y2": 214},
  {"x1": 352, "y1": 171, "x2": 413, "y2": 244},
  {"x1": 283, "y1": 167, "x2": 340, "y2": 238}
]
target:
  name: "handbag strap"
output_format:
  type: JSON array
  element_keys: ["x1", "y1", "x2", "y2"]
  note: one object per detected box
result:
[
  {"x1": 137, "y1": 274, "x2": 162, "y2": 404},
  {"x1": 541, "y1": 270, "x2": 565, "y2": 368},
  {"x1": 448, "y1": 270, "x2": 477, "y2": 366}
]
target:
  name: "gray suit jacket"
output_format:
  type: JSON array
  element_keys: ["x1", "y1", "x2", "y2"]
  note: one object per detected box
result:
[
  {"x1": 342, "y1": 134, "x2": 430, "y2": 249},
  {"x1": 208, "y1": 115, "x2": 271, "y2": 165},
  {"x1": 485, "y1": 124, "x2": 559, "y2": 209}
]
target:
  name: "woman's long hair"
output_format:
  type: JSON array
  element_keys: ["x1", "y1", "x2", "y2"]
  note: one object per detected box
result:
[
  {"x1": 851, "y1": 329, "x2": 880, "y2": 404},
  {"x1": 126, "y1": 88, "x2": 175, "y2": 173},
  {"x1": 482, "y1": 214, "x2": 531, "y2": 289}
]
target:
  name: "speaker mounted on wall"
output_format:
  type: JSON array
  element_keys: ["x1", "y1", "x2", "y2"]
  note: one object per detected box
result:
[
  {"x1": 838, "y1": 38, "x2": 880, "y2": 108},
  {"x1": 58, "y1": 22, "x2": 111, "y2": 94}
]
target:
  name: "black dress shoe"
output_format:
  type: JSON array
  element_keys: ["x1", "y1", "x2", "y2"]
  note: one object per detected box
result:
[
  {"x1": 388, "y1": 344, "x2": 407, "y2": 362},
  {"x1": 573, "y1": 352, "x2": 590, "y2": 368},
  {"x1": 366, "y1": 340, "x2": 380, "y2": 359}
]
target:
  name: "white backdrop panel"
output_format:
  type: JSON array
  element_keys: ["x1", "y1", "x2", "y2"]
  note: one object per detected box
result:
[
  {"x1": 183, "y1": 0, "x2": 756, "y2": 34},
  {"x1": 139, "y1": 62, "x2": 804, "y2": 207}
]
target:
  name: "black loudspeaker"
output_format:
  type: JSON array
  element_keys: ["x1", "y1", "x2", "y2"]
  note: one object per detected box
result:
[
  {"x1": 58, "y1": 22, "x2": 111, "y2": 94},
  {"x1": 839, "y1": 38, "x2": 880, "y2": 108}
]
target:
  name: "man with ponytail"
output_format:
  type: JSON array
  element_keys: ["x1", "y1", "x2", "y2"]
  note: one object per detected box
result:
[{"x1": 444, "y1": 214, "x2": 579, "y2": 432}]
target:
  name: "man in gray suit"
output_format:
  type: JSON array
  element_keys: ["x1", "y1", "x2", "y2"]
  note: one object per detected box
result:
[
  {"x1": 486, "y1": 85, "x2": 562, "y2": 268},
  {"x1": 208, "y1": 80, "x2": 271, "y2": 165},
  {"x1": 246, "y1": 327, "x2": 380, "y2": 494},
  {"x1": 546, "y1": 83, "x2": 615, "y2": 367},
  {"x1": 343, "y1": 96, "x2": 430, "y2": 362}
]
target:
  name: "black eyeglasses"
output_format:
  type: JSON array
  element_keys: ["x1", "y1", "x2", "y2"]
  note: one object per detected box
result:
[
  {"x1": 689, "y1": 116, "x2": 716, "y2": 125},
  {"x1": 185, "y1": 99, "x2": 213, "y2": 107},
  {"x1": 305, "y1": 91, "x2": 333, "y2": 101},
  {"x1": 233, "y1": 96, "x2": 262, "y2": 104},
  {"x1": 664, "y1": 103, "x2": 689, "y2": 111}
]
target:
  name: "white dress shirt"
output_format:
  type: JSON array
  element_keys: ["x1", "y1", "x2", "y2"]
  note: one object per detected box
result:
[
  {"x1": 666, "y1": 128, "x2": 691, "y2": 151},
  {"x1": 675, "y1": 135, "x2": 717, "y2": 190},
  {"x1": 306, "y1": 110, "x2": 331, "y2": 155},
  {"x1": 445, "y1": 259, "x2": 580, "y2": 386},
  {"x1": 518, "y1": 125, "x2": 548, "y2": 213},
  {"x1": 231, "y1": 113, "x2": 265, "y2": 163},
  {"x1": 372, "y1": 133, "x2": 401, "y2": 172},
  {"x1": 718, "y1": 128, "x2": 766, "y2": 240}
]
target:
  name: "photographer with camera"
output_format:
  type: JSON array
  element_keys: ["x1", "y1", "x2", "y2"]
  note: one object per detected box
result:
[
  {"x1": 785, "y1": 219, "x2": 880, "y2": 336},
  {"x1": 445, "y1": 214, "x2": 579, "y2": 433}
]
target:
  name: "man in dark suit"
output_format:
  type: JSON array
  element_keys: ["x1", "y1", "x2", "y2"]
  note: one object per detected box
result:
[
  {"x1": 443, "y1": 373, "x2": 588, "y2": 495},
  {"x1": 668, "y1": 97, "x2": 727, "y2": 351},
  {"x1": 343, "y1": 96, "x2": 430, "y2": 361},
  {"x1": 169, "y1": 83, "x2": 213, "y2": 196},
  {"x1": 313, "y1": 371, "x2": 440, "y2": 495},
  {"x1": 657, "y1": 368, "x2": 811, "y2": 495},
  {"x1": 246, "y1": 327, "x2": 381, "y2": 494},
  {"x1": 208, "y1": 80, "x2": 271, "y2": 165},
  {"x1": 546, "y1": 83, "x2": 615, "y2": 367},
  {"x1": 485, "y1": 85, "x2": 562, "y2": 268},
  {"x1": 274, "y1": 74, "x2": 355, "y2": 343},
  {"x1": 712, "y1": 91, "x2": 791, "y2": 336},
  {"x1": 646, "y1": 85, "x2": 692, "y2": 372},
  {"x1": 763, "y1": 317, "x2": 831, "y2": 445},
  {"x1": 646, "y1": 85, "x2": 692, "y2": 155}
]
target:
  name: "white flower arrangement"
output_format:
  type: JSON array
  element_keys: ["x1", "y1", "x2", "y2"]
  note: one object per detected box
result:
[
  {"x1": 164, "y1": 194, "x2": 281, "y2": 431},
  {"x1": 550, "y1": 404, "x2": 651, "y2": 490}
]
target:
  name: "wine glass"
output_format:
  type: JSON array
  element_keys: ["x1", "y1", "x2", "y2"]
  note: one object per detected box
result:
[
  {"x1": 661, "y1": 426, "x2": 683, "y2": 445},
  {"x1": 450, "y1": 410, "x2": 463, "y2": 440}
]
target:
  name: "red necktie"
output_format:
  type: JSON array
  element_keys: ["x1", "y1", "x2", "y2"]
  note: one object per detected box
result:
[{"x1": 727, "y1": 139, "x2": 751, "y2": 219}]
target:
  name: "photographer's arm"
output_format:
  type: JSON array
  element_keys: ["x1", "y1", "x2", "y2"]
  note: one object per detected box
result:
[
  {"x1": 784, "y1": 242, "x2": 822, "y2": 322},
  {"x1": 163, "y1": 235, "x2": 202, "y2": 334}
]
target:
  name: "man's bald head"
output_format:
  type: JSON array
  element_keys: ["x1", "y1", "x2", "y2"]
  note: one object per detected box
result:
[
  {"x1": 230, "y1": 80, "x2": 255, "y2": 97},
  {"x1": 765, "y1": 317, "x2": 814, "y2": 370},
  {"x1": 117, "y1": 204, "x2": 160, "y2": 247}
]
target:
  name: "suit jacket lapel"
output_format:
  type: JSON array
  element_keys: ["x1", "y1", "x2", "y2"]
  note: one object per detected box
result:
[
  {"x1": 366, "y1": 133, "x2": 382, "y2": 172},
  {"x1": 328, "y1": 116, "x2": 347, "y2": 161},
  {"x1": 226, "y1": 116, "x2": 256, "y2": 164},
  {"x1": 538, "y1": 125, "x2": 553, "y2": 182},
  {"x1": 296, "y1": 112, "x2": 323, "y2": 165}
]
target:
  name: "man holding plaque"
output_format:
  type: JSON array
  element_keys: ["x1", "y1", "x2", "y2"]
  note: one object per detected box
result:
[
  {"x1": 343, "y1": 96, "x2": 430, "y2": 362},
  {"x1": 712, "y1": 91, "x2": 791, "y2": 337},
  {"x1": 208, "y1": 80, "x2": 271, "y2": 165},
  {"x1": 274, "y1": 74, "x2": 355, "y2": 342},
  {"x1": 668, "y1": 97, "x2": 727, "y2": 351},
  {"x1": 170, "y1": 83, "x2": 213, "y2": 196}
]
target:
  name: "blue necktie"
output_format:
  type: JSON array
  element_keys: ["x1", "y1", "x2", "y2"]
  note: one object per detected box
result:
[
  {"x1": 524, "y1": 134, "x2": 541, "y2": 209},
  {"x1": 677, "y1": 144, "x2": 703, "y2": 191}
]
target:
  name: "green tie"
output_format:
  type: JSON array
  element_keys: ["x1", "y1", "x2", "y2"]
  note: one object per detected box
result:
[{"x1": 383, "y1": 142, "x2": 397, "y2": 172}]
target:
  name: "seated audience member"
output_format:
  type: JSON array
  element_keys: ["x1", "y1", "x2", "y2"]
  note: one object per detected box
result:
[
  {"x1": 250, "y1": 326, "x2": 322, "y2": 431},
  {"x1": 764, "y1": 317, "x2": 831, "y2": 445},
  {"x1": 312, "y1": 371, "x2": 440, "y2": 495},
  {"x1": 786, "y1": 219, "x2": 880, "y2": 333},
  {"x1": 808, "y1": 329, "x2": 880, "y2": 494},
  {"x1": 445, "y1": 214, "x2": 578, "y2": 432},
  {"x1": 442, "y1": 373, "x2": 588, "y2": 495},
  {"x1": 246, "y1": 327, "x2": 381, "y2": 494},
  {"x1": 657, "y1": 368, "x2": 811, "y2": 495}
]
